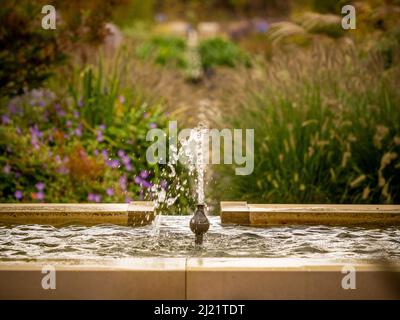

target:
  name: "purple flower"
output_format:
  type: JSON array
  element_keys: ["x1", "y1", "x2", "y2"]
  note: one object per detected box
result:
[
  {"x1": 54, "y1": 104, "x2": 66, "y2": 117},
  {"x1": 35, "y1": 182, "x2": 45, "y2": 191},
  {"x1": 1, "y1": 115, "x2": 11, "y2": 125},
  {"x1": 119, "y1": 175, "x2": 127, "y2": 191},
  {"x1": 106, "y1": 159, "x2": 120, "y2": 169},
  {"x1": 106, "y1": 188, "x2": 114, "y2": 196},
  {"x1": 99, "y1": 124, "x2": 106, "y2": 131},
  {"x1": 125, "y1": 163, "x2": 133, "y2": 171},
  {"x1": 8, "y1": 104, "x2": 18, "y2": 115},
  {"x1": 254, "y1": 20, "x2": 269, "y2": 33},
  {"x1": 149, "y1": 123, "x2": 157, "y2": 129},
  {"x1": 73, "y1": 111, "x2": 80, "y2": 119},
  {"x1": 96, "y1": 130, "x2": 104, "y2": 142},
  {"x1": 117, "y1": 149, "x2": 126, "y2": 158},
  {"x1": 14, "y1": 190, "x2": 23, "y2": 200},
  {"x1": 160, "y1": 180, "x2": 168, "y2": 190},
  {"x1": 134, "y1": 175, "x2": 152, "y2": 189},
  {"x1": 3, "y1": 165, "x2": 11, "y2": 174},
  {"x1": 134, "y1": 176, "x2": 142, "y2": 184},
  {"x1": 88, "y1": 193, "x2": 101, "y2": 202},
  {"x1": 14, "y1": 172, "x2": 21, "y2": 178},
  {"x1": 57, "y1": 166, "x2": 69, "y2": 175},
  {"x1": 29, "y1": 125, "x2": 42, "y2": 149},
  {"x1": 74, "y1": 124, "x2": 82, "y2": 137},
  {"x1": 142, "y1": 180, "x2": 152, "y2": 188},
  {"x1": 121, "y1": 155, "x2": 131, "y2": 166},
  {"x1": 140, "y1": 170, "x2": 149, "y2": 179},
  {"x1": 66, "y1": 120, "x2": 72, "y2": 128},
  {"x1": 155, "y1": 13, "x2": 166, "y2": 23},
  {"x1": 143, "y1": 112, "x2": 150, "y2": 119},
  {"x1": 119, "y1": 95, "x2": 125, "y2": 104},
  {"x1": 29, "y1": 125, "x2": 42, "y2": 138},
  {"x1": 38, "y1": 100, "x2": 46, "y2": 107},
  {"x1": 15, "y1": 127, "x2": 21, "y2": 135},
  {"x1": 101, "y1": 149, "x2": 109, "y2": 160},
  {"x1": 78, "y1": 98, "x2": 84, "y2": 108},
  {"x1": 125, "y1": 196, "x2": 132, "y2": 203},
  {"x1": 35, "y1": 191, "x2": 45, "y2": 200}
]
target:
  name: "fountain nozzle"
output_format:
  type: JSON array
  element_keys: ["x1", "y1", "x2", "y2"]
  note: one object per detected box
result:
[{"x1": 190, "y1": 204, "x2": 210, "y2": 245}]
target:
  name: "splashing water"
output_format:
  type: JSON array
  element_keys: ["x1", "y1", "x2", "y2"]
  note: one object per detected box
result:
[
  {"x1": 150, "y1": 125, "x2": 208, "y2": 208},
  {"x1": 148, "y1": 124, "x2": 208, "y2": 236},
  {"x1": 179, "y1": 124, "x2": 208, "y2": 204}
]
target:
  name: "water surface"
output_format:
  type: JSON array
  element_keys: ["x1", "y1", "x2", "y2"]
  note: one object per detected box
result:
[{"x1": 0, "y1": 216, "x2": 399, "y2": 262}]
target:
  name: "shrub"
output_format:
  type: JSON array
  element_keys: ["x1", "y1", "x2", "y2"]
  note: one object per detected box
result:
[
  {"x1": 136, "y1": 36, "x2": 188, "y2": 69},
  {"x1": 0, "y1": 55, "x2": 194, "y2": 213},
  {"x1": 198, "y1": 37, "x2": 251, "y2": 69},
  {"x1": 0, "y1": 0, "x2": 127, "y2": 98},
  {"x1": 0, "y1": 0, "x2": 65, "y2": 97},
  {"x1": 213, "y1": 46, "x2": 400, "y2": 204}
]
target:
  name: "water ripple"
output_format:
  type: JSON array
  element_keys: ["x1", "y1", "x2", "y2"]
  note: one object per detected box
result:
[{"x1": 0, "y1": 217, "x2": 399, "y2": 261}]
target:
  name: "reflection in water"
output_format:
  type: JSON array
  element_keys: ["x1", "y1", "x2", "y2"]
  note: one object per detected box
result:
[{"x1": 0, "y1": 216, "x2": 399, "y2": 261}]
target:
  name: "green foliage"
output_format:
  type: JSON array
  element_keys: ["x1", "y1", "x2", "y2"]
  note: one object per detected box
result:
[
  {"x1": 198, "y1": 37, "x2": 251, "y2": 69},
  {"x1": 136, "y1": 36, "x2": 188, "y2": 69},
  {"x1": 69, "y1": 57, "x2": 122, "y2": 127},
  {"x1": 213, "y1": 47, "x2": 400, "y2": 204},
  {"x1": 0, "y1": 54, "x2": 194, "y2": 213},
  {"x1": 113, "y1": 0, "x2": 154, "y2": 26},
  {"x1": 0, "y1": 0, "x2": 65, "y2": 97},
  {"x1": 374, "y1": 26, "x2": 400, "y2": 69},
  {"x1": 0, "y1": 0, "x2": 128, "y2": 98}
]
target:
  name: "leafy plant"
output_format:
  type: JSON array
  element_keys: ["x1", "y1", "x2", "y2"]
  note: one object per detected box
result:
[
  {"x1": 0, "y1": 0, "x2": 65, "y2": 97},
  {"x1": 198, "y1": 37, "x2": 251, "y2": 69},
  {"x1": 136, "y1": 36, "x2": 188, "y2": 69},
  {"x1": 213, "y1": 46, "x2": 400, "y2": 204}
]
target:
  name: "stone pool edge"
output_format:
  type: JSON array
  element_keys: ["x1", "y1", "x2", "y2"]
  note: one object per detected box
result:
[
  {"x1": 0, "y1": 258, "x2": 399, "y2": 300},
  {"x1": 221, "y1": 202, "x2": 400, "y2": 226},
  {"x1": 0, "y1": 202, "x2": 155, "y2": 226}
]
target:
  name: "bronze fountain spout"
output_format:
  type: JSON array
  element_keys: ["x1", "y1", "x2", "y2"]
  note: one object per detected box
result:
[{"x1": 190, "y1": 204, "x2": 210, "y2": 245}]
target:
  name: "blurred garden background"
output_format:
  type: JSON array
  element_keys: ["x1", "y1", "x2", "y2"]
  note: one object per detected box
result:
[{"x1": 0, "y1": 0, "x2": 399, "y2": 212}]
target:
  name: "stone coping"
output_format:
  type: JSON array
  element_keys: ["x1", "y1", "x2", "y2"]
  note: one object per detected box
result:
[
  {"x1": 0, "y1": 202, "x2": 155, "y2": 226},
  {"x1": 221, "y1": 202, "x2": 400, "y2": 226},
  {"x1": 0, "y1": 258, "x2": 399, "y2": 299}
]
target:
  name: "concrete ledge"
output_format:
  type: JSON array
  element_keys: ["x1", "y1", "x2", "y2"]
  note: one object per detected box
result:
[
  {"x1": 187, "y1": 258, "x2": 400, "y2": 300},
  {"x1": 0, "y1": 202, "x2": 155, "y2": 226},
  {"x1": 128, "y1": 201, "x2": 155, "y2": 226},
  {"x1": 0, "y1": 258, "x2": 185, "y2": 300},
  {"x1": 220, "y1": 202, "x2": 249, "y2": 225},
  {"x1": 0, "y1": 258, "x2": 399, "y2": 299},
  {"x1": 221, "y1": 202, "x2": 400, "y2": 226}
]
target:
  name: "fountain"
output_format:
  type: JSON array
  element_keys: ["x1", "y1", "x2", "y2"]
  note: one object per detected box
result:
[
  {"x1": 188, "y1": 125, "x2": 210, "y2": 245},
  {"x1": 148, "y1": 123, "x2": 211, "y2": 245}
]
